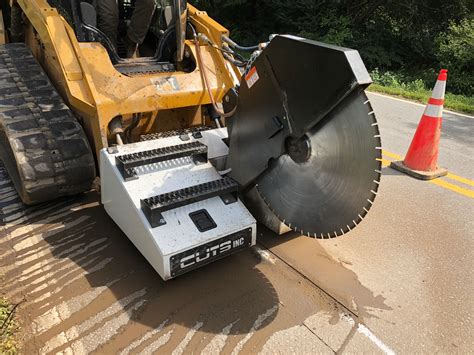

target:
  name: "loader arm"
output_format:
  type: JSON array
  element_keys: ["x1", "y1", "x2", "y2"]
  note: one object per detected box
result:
[{"x1": 0, "y1": 8, "x2": 6, "y2": 44}]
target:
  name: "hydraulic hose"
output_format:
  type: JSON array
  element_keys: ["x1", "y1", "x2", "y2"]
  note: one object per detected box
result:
[
  {"x1": 198, "y1": 34, "x2": 247, "y2": 63},
  {"x1": 223, "y1": 53, "x2": 247, "y2": 68},
  {"x1": 193, "y1": 34, "x2": 237, "y2": 118},
  {"x1": 222, "y1": 36, "x2": 259, "y2": 52},
  {"x1": 154, "y1": 27, "x2": 176, "y2": 60}
]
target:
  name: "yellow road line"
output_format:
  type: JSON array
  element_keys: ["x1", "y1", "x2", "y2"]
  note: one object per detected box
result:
[
  {"x1": 430, "y1": 179, "x2": 474, "y2": 198},
  {"x1": 380, "y1": 149, "x2": 474, "y2": 198},
  {"x1": 378, "y1": 157, "x2": 391, "y2": 167},
  {"x1": 445, "y1": 173, "x2": 474, "y2": 187},
  {"x1": 381, "y1": 150, "x2": 402, "y2": 160},
  {"x1": 382, "y1": 149, "x2": 474, "y2": 188}
]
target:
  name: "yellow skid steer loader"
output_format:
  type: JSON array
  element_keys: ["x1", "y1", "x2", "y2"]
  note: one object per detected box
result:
[{"x1": 0, "y1": 0, "x2": 381, "y2": 279}]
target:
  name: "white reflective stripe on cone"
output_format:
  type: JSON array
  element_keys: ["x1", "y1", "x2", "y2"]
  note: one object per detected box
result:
[
  {"x1": 424, "y1": 103, "x2": 443, "y2": 118},
  {"x1": 431, "y1": 80, "x2": 446, "y2": 99}
]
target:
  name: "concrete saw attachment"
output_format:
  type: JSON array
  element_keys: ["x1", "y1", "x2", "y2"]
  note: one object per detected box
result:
[
  {"x1": 225, "y1": 35, "x2": 382, "y2": 238},
  {"x1": 101, "y1": 129, "x2": 256, "y2": 280},
  {"x1": 99, "y1": 36, "x2": 381, "y2": 280}
]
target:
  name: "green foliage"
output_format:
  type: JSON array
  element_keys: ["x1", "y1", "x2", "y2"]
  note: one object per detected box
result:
[
  {"x1": 436, "y1": 18, "x2": 474, "y2": 95},
  {"x1": 0, "y1": 298, "x2": 19, "y2": 354},
  {"x1": 369, "y1": 70, "x2": 474, "y2": 114},
  {"x1": 371, "y1": 69, "x2": 427, "y2": 92},
  {"x1": 299, "y1": 9, "x2": 353, "y2": 46},
  {"x1": 192, "y1": 0, "x2": 474, "y2": 96}
]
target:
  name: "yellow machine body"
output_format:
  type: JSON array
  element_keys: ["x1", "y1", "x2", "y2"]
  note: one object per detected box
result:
[
  {"x1": 5, "y1": 0, "x2": 239, "y2": 156},
  {"x1": 0, "y1": 0, "x2": 381, "y2": 245}
]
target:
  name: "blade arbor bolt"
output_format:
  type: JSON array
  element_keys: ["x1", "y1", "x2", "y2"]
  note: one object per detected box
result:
[{"x1": 285, "y1": 135, "x2": 311, "y2": 164}]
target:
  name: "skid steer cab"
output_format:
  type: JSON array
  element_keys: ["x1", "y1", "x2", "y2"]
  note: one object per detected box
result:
[
  {"x1": 46, "y1": 0, "x2": 196, "y2": 67},
  {"x1": 0, "y1": 0, "x2": 381, "y2": 280}
]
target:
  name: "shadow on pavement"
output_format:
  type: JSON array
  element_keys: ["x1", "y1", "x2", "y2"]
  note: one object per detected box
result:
[
  {"x1": 0, "y1": 161, "x2": 279, "y2": 341},
  {"x1": 380, "y1": 166, "x2": 406, "y2": 176}
]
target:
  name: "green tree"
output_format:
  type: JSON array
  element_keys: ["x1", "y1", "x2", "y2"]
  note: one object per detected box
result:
[
  {"x1": 437, "y1": 18, "x2": 474, "y2": 95},
  {"x1": 192, "y1": 0, "x2": 474, "y2": 95}
]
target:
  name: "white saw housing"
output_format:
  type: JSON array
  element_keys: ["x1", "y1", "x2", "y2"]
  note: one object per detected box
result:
[{"x1": 100, "y1": 128, "x2": 257, "y2": 280}]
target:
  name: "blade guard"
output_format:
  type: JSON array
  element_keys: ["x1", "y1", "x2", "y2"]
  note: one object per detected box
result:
[{"x1": 225, "y1": 35, "x2": 372, "y2": 187}]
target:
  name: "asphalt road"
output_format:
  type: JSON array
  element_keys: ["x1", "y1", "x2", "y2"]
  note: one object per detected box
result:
[{"x1": 0, "y1": 92, "x2": 473, "y2": 354}]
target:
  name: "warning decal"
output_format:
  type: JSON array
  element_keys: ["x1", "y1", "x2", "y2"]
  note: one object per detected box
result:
[
  {"x1": 245, "y1": 67, "x2": 259, "y2": 89},
  {"x1": 151, "y1": 77, "x2": 180, "y2": 92}
]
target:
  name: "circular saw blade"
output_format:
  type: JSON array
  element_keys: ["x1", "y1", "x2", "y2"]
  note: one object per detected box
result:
[{"x1": 256, "y1": 90, "x2": 381, "y2": 238}]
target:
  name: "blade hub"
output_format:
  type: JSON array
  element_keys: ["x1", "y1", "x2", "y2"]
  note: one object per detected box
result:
[{"x1": 285, "y1": 135, "x2": 311, "y2": 164}]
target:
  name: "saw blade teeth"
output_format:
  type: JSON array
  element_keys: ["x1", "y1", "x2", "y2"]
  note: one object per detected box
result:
[{"x1": 255, "y1": 91, "x2": 380, "y2": 238}]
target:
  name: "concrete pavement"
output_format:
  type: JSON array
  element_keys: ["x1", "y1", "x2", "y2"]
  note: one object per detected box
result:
[
  {"x1": 259, "y1": 92, "x2": 474, "y2": 352},
  {"x1": 1, "y1": 92, "x2": 473, "y2": 354}
]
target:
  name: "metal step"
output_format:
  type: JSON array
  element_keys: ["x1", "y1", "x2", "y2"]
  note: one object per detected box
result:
[
  {"x1": 141, "y1": 177, "x2": 239, "y2": 228},
  {"x1": 140, "y1": 126, "x2": 213, "y2": 141},
  {"x1": 115, "y1": 141, "x2": 208, "y2": 181}
]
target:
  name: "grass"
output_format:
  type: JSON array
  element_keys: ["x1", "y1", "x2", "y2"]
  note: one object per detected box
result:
[
  {"x1": 368, "y1": 84, "x2": 474, "y2": 115},
  {"x1": 368, "y1": 69, "x2": 474, "y2": 115},
  {"x1": 0, "y1": 297, "x2": 19, "y2": 354}
]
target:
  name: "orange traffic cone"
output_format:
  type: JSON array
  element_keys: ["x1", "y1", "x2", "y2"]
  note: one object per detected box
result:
[{"x1": 390, "y1": 69, "x2": 448, "y2": 180}]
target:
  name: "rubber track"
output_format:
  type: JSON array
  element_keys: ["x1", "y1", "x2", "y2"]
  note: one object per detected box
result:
[{"x1": 0, "y1": 43, "x2": 96, "y2": 205}]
